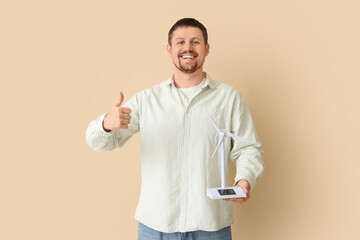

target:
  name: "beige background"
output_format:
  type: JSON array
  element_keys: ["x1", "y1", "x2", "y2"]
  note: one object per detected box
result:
[{"x1": 1, "y1": 0, "x2": 359, "y2": 239}]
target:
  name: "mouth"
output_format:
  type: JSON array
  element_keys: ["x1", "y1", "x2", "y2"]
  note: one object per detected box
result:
[{"x1": 179, "y1": 53, "x2": 197, "y2": 61}]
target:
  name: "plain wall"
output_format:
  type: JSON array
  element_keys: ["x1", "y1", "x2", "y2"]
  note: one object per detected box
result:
[{"x1": 1, "y1": 0, "x2": 359, "y2": 239}]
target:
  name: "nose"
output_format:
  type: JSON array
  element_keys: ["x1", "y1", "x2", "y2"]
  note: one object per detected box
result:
[{"x1": 183, "y1": 41, "x2": 194, "y2": 51}]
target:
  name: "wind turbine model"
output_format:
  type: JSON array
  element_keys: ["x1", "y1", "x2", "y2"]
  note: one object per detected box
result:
[{"x1": 206, "y1": 115, "x2": 248, "y2": 200}]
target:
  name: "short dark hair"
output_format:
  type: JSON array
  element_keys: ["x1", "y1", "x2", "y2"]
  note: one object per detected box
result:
[{"x1": 168, "y1": 18, "x2": 208, "y2": 45}]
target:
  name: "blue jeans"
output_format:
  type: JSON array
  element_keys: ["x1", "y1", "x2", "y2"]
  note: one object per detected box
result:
[{"x1": 138, "y1": 222, "x2": 232, "y2": 240}]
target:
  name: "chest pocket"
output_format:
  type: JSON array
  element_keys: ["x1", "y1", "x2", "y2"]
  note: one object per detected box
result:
[{"x1": 190, "y1": 108, "x2": 228, "y2": 139}]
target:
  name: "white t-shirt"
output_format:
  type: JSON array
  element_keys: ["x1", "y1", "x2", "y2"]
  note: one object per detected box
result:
[{"x1": 177, "y1": 77, "x2": 207, "y2": 103}]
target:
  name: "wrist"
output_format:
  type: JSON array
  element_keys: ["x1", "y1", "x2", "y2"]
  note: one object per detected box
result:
[{"x1": 102, "y1": 114, "x2": 111, "y2": 132}]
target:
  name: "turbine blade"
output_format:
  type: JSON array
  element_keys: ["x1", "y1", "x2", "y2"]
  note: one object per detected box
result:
[
  {"x1": 208, "y1": 115, "x2": 220, "y2": 132},
  {"x1": 211, "y1": 137, "x2": 224, "y2": 159},
  {"x1": 227, "y1": 132, "x2": 249, "y2": 142}
]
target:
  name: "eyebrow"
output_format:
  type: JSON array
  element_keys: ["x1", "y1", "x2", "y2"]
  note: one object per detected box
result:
[{"x1": 175, "y1": 37, "x2": 201, "y2": 41}]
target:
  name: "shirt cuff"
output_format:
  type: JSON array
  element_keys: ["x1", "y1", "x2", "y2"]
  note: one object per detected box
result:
[{"x1": 234, "y1": 174, "x2": 256, "y2": 191}]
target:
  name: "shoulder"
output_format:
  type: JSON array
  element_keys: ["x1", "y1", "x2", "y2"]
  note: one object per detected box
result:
[
  {"x1": 211, "y1": 78, "x2": 244, "y2": 102},
  {"x1": 213, "y1": 80, "x2": 238, "y2": 92},
  {"x1": 136, "y1": 79, "x2": 168, "y2": 98},
  {"x1": 127, "y1": 79, "x2": 170, "y2": 105}
]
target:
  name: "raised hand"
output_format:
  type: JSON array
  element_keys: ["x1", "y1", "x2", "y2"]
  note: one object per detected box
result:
[{"x1": 103, "y1": 92, "x2": 132, "y2": 132}]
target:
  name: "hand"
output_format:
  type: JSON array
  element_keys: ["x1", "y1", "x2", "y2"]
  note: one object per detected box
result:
[
  {"x1": 103, "y1": 92, "x2": 132, "y2": 132},
  {"x1": 223, "y1": 179, "x2": 251, "y2": 204}
]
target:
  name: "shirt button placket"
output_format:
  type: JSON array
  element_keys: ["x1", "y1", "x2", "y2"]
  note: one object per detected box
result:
[{"x1": 181, "y1": 106, "x2": 191, "y2": 230}]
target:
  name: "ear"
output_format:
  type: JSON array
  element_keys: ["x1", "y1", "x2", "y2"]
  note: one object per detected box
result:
[
  {"x1": 205, "y1": 43, "x2": 210, "y2": 56},
  {"x1": 166, "y1": 44, "x2": 172, "y2": 57}
]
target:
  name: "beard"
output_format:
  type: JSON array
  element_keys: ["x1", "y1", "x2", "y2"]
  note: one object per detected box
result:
[
  {"x1": 173, "y1": 50, "x2": 203, "y2": 74},
  {"x1": 174, "y1": 59, "x2": 203, "y2": 74}
]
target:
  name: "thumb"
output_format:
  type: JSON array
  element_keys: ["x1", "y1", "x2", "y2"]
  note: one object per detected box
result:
[{"x1": 114, "y1": 92, "x2": 124, "y2": 107}]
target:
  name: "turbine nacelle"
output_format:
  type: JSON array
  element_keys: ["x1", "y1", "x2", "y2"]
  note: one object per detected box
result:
[{"x1": 209, "y1": 116, "x2": 249, "y2": 160}]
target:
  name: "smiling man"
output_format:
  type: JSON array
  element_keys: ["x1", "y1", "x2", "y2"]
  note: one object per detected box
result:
[
  {"x1": 167, "y1": 25, "x2": 209, "y2": 76},
  {"x1": 86, "y1": 18, "x2": 264, "y2": 240}
]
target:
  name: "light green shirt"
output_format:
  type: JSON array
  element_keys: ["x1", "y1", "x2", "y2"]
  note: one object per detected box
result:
[{"x1": 86, "y1": 73, "x2": 264, "y2": 233}]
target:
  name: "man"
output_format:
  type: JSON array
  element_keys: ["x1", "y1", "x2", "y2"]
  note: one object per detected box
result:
[{"x1": 86, "y1": 18, "x2": 264, "y2": 240}]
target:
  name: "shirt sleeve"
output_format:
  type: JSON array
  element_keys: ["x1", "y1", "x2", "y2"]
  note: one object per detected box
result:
[
  {"x1": 230, "y1": 92, "x2": 264, "y2": 191},
  {"x1": 85, "y1": 94, "x2": 140, "y2": 152}
]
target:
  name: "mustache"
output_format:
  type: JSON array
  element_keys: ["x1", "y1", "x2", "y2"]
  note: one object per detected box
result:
[{"x1": 178, "y1": 50, "x2": 197, "y2": 56}]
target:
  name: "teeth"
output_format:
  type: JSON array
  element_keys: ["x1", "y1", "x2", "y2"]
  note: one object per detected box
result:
[{"x1": 182, "y1": 55, "x2": 194, "y2": 59}]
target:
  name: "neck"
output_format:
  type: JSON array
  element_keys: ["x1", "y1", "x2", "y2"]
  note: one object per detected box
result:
[{"x1": 172, "y1": 67, "x2": 204, "y2": 88}]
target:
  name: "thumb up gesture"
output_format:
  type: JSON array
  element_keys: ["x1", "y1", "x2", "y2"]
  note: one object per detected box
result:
[{"x1": 103, "y1": 92, "x2": 132, "y2": 132}]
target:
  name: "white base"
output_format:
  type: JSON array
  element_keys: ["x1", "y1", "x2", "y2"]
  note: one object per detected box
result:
[{"x1": 207, "y1": 186, "x2": 246, "y2": 199}]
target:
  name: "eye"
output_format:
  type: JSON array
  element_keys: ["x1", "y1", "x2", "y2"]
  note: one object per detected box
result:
[
  {"x1": 193, "y1": 41, "x2": 200, "y2": 45},
  {"x1": 177, "y1": 41, "x2": 185, "y2": 45}
]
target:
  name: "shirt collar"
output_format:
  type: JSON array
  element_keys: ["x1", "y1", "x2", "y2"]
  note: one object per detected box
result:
[{"x1": 164, "y1": 72, "x2": 215, "y2": 89}]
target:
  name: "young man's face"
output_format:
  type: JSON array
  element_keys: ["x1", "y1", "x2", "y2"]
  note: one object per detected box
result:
[{"x1": 167, "y1": 26, "x2": 210, "y2": 74}]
